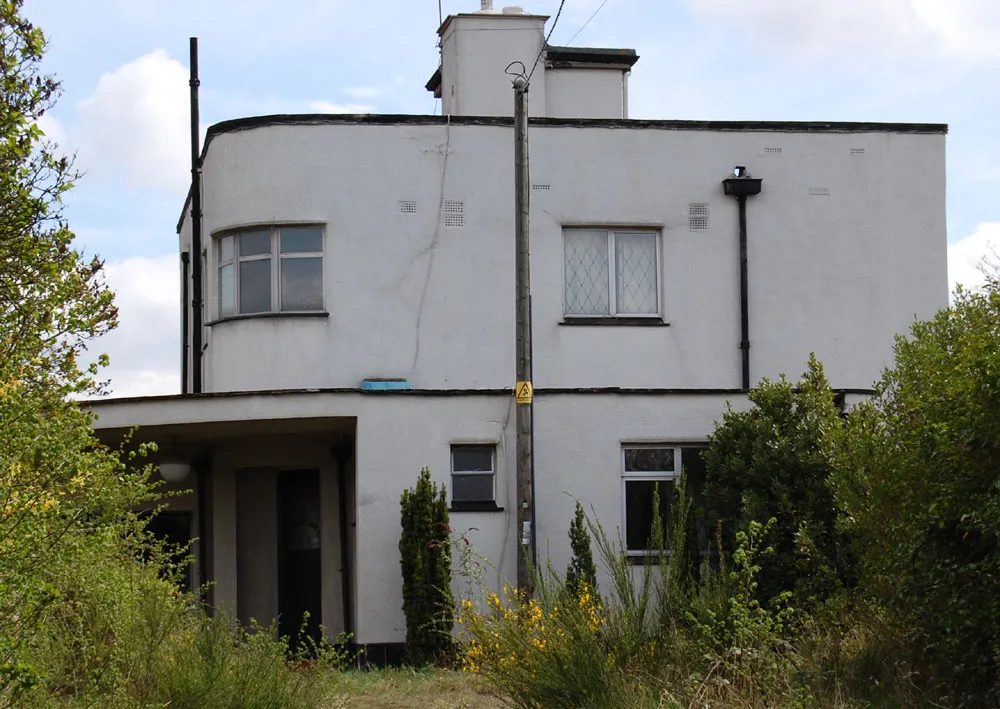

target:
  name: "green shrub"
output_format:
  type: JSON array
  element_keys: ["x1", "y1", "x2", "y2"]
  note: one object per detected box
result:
[
  {"x1": 565, "y1": 500, "x2": 598, "y2": 599},
  {"x1": 832, "y1": 282, "x2": 1000, "y2": 704},
  {"x1": 703, "y1": 355, "x2": 854, "y2": 604},
  {"x1": 399, "y1": 468, "x2": 454, "y2": 664}
]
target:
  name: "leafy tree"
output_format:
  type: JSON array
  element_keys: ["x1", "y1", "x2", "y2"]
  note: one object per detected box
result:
[
  {"x1": 833, "y1": 282, "x2": 1000, "y2": 702},
  {"x1": 0, "y1": 2, "x2": 156, "y2": 700},
  {"x1": 565, "y1": 500, "x2": 598, "y2": 598},
  {"x1": 703, "y1": 355, "x2": 853, "y2": 603},
  {"x1": 399, "y1": 468, "x2": 454, "y2": 663}
]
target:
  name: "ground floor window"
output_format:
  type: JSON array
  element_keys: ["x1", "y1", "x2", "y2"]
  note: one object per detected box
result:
[
  {"x1": 451, "y1": 445, "x2": 497, "y2": 510},
  {"x1": 622, "y1": 445, "x2": 707, "y2": 555}
]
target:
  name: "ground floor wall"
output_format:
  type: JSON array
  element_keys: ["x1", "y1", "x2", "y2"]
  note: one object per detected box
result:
[{"x1": 96, "y1": 390, "x2": 762, "y2": 648}]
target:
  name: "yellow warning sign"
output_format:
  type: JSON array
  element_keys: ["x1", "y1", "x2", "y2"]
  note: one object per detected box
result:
[{"x1": 515, "y1": 381, "x2": 533, "y2": 405}]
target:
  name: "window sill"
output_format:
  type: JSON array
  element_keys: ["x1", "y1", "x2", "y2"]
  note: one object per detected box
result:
[
  {"x1": 560, "y1": 317, "x2": 669, "y2": 327},
  {"x1": 206, "y1": 311, "x2": 329, "y2": 326},
  {"x1": 449, "y1": 501, "x2": 505, "y2": 513},
  {"x1": 626, "y1": 552, "x2": 672, "y2": 566}
]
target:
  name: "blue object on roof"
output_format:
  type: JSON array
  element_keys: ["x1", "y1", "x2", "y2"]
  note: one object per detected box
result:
[{"x1": 359, "y1": 379, "x2": 413, "y2": 391}]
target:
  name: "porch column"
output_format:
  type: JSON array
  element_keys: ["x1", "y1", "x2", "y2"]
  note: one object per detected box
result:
[
  {"x1": 211, "y1": 465, "x2": 238, "y2": 615},
  {"x1": 320, "y1": 459, "x2": 344, "y2": 637}
]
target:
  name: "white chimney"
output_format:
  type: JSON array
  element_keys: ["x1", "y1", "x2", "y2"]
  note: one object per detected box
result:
[{"x1": 480, "y1": 0, "x2": 493, "y2": 11}]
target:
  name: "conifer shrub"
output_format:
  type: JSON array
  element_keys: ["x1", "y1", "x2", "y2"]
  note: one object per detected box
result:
[
  {"x1": 399, "y1": 468, "x2": 454, "y2": 664},
  {"x1": 565, "y1": 500, "x2": 598, "y2": 599}
]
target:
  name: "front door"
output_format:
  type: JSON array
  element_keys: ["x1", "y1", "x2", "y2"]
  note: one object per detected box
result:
[{"x1": 277, "y1": 469, "x2": 322, "y2": 650}]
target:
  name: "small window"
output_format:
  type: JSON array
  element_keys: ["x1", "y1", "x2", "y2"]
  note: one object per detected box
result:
[
  {"x1": 451, "y1": 445, "x2": 496, "y2": 507},
  {"x1": 564, "y1": 229, "x2": 659, "y2": 318},
  {"x1": 217, "y1": 226, "x2": 324, "y2": 317}
]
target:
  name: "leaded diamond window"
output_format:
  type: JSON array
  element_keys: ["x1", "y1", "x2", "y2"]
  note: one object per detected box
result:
[{"x1": 563, "y1": 229, "x2": 659, "y2": 317}]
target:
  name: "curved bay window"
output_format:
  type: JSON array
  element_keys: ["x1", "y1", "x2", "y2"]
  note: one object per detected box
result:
[{"x1": 217, "y1": 226, "x2": 324, "y2": 317}]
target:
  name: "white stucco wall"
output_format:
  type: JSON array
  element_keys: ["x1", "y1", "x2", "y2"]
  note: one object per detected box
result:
[
  {"x1": 545, "y1": 68, "x2": 625, "y2": 119},
  {"x1": 192, "y1": 120, "x2": 946, "y2": 396}
]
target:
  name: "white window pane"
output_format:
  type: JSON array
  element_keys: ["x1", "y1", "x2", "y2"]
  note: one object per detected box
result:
[
  {"x1": 453, "y1": 473, "x2": 495, "y2": 503},
  {"x1": 564, "y1": 230, "x2": 609, "y2": 315},
  {"x1": 452, "y1": 447, "x2": 493, "y2": 472},
  {"x1": 239, "y1": 230, "x2": 271, "y2": 257},
  {"x1": 239, "y1": 259, "x2": 271, "y2": 313},
  {"x1": 624, "y1": 447, "x2": 675, "y2": 473},
  {"x1": 281, "y1": 227, "x2": 323, "y2": 254},
  {"x1": 219, "y1": 263, "x2": 235, "y2": 317},
  {"x1": 280, "y1": 257, "x2": 322, "y2": 311},
  {"x1": 219, "y1": 235, "x2": 234, "y2": 262},
  {"x1": 615, "y1": 232, "x2": 658, "y2": 314}
]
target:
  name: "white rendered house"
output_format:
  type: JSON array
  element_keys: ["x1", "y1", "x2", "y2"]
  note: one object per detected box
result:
[{"x1": 88, "y1": 3, "x2": 948, "y2": 661}]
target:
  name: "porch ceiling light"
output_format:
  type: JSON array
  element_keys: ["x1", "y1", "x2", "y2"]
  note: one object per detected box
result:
[
  {"x1": 159, "y1": 461, "x2": 191, "y2": 483},
  {"x1": 159, "y1": 435, "x2": 191, "y2": 482}
]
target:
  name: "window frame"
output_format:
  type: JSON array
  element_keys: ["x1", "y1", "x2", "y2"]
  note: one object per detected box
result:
[
  {"x1": 621, "y1": 444, "x2": 681, "y2": 557},
  {"x1": 450, "y1": 444, "x2": 498, "y2": 510},
  {"x1": 562, "y1": 228, "x2": 662, "y2": 319},
  {"x1": 215, "y1": 225, "x2": 325, "y2": 319}
]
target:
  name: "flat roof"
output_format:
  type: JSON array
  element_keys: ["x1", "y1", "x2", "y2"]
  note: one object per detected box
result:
[
  {"x1": 545, "y1": 45, "x2": 639, "y2": 69},
  {"x1": 177, "y1": 113, "x2": 948, "y2": 232}
]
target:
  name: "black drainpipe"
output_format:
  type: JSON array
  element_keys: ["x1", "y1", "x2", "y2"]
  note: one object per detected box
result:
[
  {"x1": 722, "y1": 167, "x2": 763, "y2": 390},
  {"x1": 180, "y1": 251, "x2": 190, "y2": 394},
  {"x1": 189, "y1": 37, "x2": 204, "y2": 394}
]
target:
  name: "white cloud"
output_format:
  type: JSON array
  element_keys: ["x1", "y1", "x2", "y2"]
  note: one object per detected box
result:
[
  {"x1": 343, "y1": 87, "x2": 380, "y2": 99},
  {"x1": 77, "y1": 50, "x2": 190, "y2": 193},
  {"x1": 682, "y1": 0, "x2": 1000, "y2": 62},
  {"x1": 308, "y1": 100, "x2": 375, "y2": 114},
  {"x1": 948, "y1": 222, "x2": 1000, "y2": 296},
  {"x1": 90, "y1": 254, "x2": 181, "y2": 398},
  {"x1": 36, "y1": 113, "x2": 68, "y2": 147}
]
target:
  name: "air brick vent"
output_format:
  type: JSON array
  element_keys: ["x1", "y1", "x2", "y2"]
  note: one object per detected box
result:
[
  {"x1": 398, "y1": 200, "x2": 417, "y2": 214},
  {"x1": 764, "y1": 147, "x2": 782, "y2": 155},
  {"x1": 444, "y1": 200, "x2": 464, "y2": 227},
  {"x1": 689, "y1": 203, "x2": 709, "y2": 231}
]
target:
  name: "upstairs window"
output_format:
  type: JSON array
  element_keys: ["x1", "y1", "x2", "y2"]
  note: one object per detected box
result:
[
  {"x1": 564, "y1": 229, "x2": 659, "y2": 318},
  {"x1": 217, "y1": 226, "x2": 324, "y2": 317}
]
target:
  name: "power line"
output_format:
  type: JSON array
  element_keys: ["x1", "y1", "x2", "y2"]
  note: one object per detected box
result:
[
  {"x1": 565, "y1": 0, "x2": 610, "y2": 46},
  {"x1": 526, "y1": 0, "x2": 567, "y2": 84}
]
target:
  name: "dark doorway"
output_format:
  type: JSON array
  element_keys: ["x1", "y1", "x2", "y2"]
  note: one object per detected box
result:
[
  {"x1": 145, "y1": 511, "x2": 193, "y2": 591},
  {"x1": 278, "y1": 469, "x2": 322, "y2": 650}
]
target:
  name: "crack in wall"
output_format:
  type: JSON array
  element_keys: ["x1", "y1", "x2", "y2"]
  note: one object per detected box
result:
[{"x1": 409, "y1": 116, "x2": 452, "y2": 376}]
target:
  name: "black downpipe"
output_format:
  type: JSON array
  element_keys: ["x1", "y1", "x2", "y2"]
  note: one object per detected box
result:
[
  {"x1": 737, "y1": 196, "x2": 750, "y2": 390},
  {"x1": 180, "y1": 252, "x2": 190, "y2": 395},
  {"x1": 195, "y1": 460, "x2": 210, "y2": 606},
  {"x1": 722, "y1": 169, "x2": 762, "y2": 391},
  {"x1": 189, "y1": 38, "x2": 204, "y2": 394}
]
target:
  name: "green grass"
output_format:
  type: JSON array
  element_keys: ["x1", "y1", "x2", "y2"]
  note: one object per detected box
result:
[{"x1": 326, "y1": 668, "x2": 503, "y2": 709}]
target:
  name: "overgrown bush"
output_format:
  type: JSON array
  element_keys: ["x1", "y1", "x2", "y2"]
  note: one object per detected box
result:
[
  {"x1": 457, "y1": 491, "x2": 819, "y2": 707},
  {"x1": 832, "y1": 281, "x2": 1000, "y2": 704},
  {"x1": 704, "y1": 355, "x2": 854, "y2": 604},
  {"x1": 399, "y1": 467, "x2": 454, "y2": 664}
]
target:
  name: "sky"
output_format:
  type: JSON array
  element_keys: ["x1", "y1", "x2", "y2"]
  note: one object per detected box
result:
[{"x1": 21, "y1": 0, "x2": 1000, "y2": 398}]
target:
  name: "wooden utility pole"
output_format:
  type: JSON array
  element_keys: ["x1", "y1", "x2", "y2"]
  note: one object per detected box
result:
[{"x1": 513, "y1": 77, "x2": 534, "y2": 596}]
